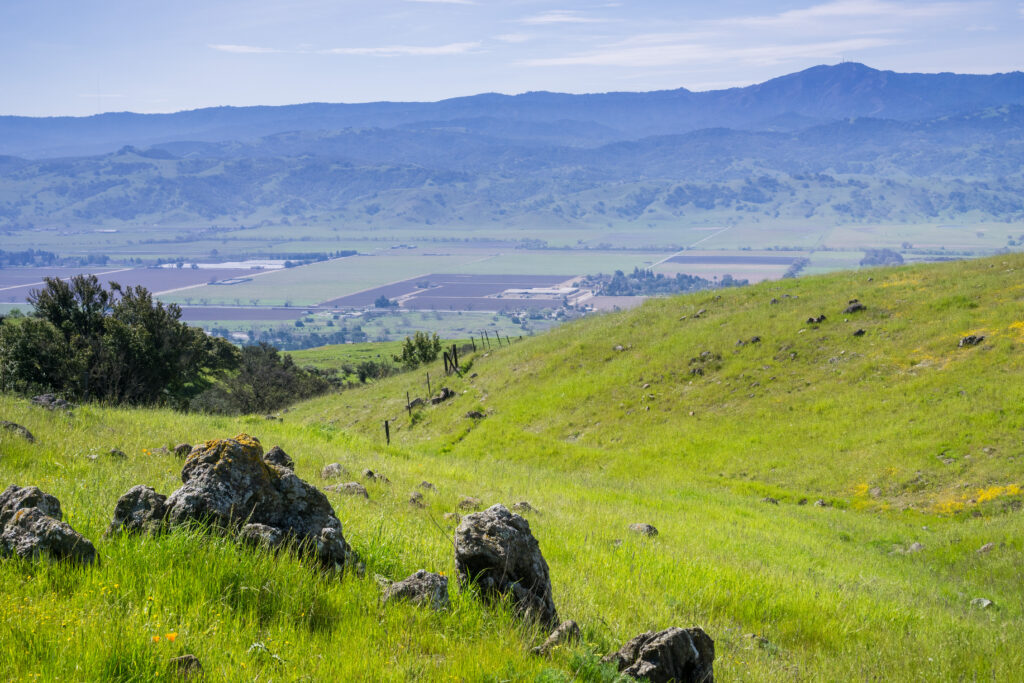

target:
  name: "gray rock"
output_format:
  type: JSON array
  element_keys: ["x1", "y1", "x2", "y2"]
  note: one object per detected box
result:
[
  {"x1": 512, "y1": 501, "x2": 535, "y2": 513},
  {"x1": 320, "y1": 463, "x2": 346, "y2": 479},
  {"x1": 407, "y1": 397, "x2": 425, "y2": 409},
  {"x1": 324, "y1": 482, "x2": 369, "y2": 499},
  {"x1": 907, "y1": 542, "x2": 925, "y2": 553},
  {"x1": 532, "y1": 619, "x2": 580, "y2": 656},
  {"x1": 603, "y1": 627, "x2": 715, "y2": 683},
  {"x1": 465, "y1": 411, "x2": 486, "y2": 419},
  {"x1": 162, "y1": 434, "x2": 354, "y2": 570},
  {"x1": 959, "y1": 335, "x2": 985, "y2": 348},
  {"x1": 0, "y1": 485, "x2": 62, "y2": 526},
  {"x1": 1, "y1": 507, "x2": 96, "y2": 565},
  {"x1": 169, "y1": 654, "x2": 203, "y2": 678},
  {"x1": 106, "y1": 485, "x2": 168, "y2": 537},
  {"x1": 173, "y1": 443, "x2": 192, "y2": 458},
  {"x1": 430, "y1": 387, "x2": 456, "y2": 404},
  {"x1": 1, "y1": 421, "x2": 35, "y2": 443},
  {"x1": 239, "y1": 523, "x2": 285, "y2": 549},
  {"x1": 629, "y1": 523, "x2": 658, "y2": 537},
  {"x1": 362, "y1": 469, "x2": 390, "y2": 484},
  {"x1": 844, "y1": 301, "x2": 866, "y2": 314},
  {"x1": 454, "y1": 504, "x2": 557, "y2": 626},
  {"x1": 977, "y1": 542, "x2": 995, "y2": 554},
  {"x1": 970, "y1": 597, "x2": 994, "y2": 609},
  {"x1": 813, "y1": 499, "x2": 830, "y2": 507},
  {"x1": 443, "y1": 512, "x2": 461, "y2": 525},
  {"x1": 409, "y1": 491, "x2": 425, "y2": 508},
  {"x1": 382, "y1": 569, "x2": 450, "y2": 611},
  {"x1": 30, "y1": 394, "x2": 74, "y2": 411},
  {"x1": 761, "y1": 496, "x2": 779, "y2": 505},
  {"x1": 264, "y1": 446, "x2": 294, "y2": 471},
  {"x1": 418, "y1": 481, "x2": 437, "y2": 492},
  {"x1": 457, "y1": 496, "x2": 482, "y2": 511},
  {"x1": 108, "y1": 448, "x2": 128, "y2": 459}
]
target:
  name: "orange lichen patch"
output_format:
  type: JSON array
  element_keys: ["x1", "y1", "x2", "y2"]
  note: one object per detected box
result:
[{"x1": 932, "y1": 483, "x2": 1022, "y2": 515}]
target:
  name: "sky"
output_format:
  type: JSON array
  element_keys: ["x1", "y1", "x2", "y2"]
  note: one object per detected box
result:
[{"x1": 1, "y1": 0, "x2": 1022, "y2": 117}]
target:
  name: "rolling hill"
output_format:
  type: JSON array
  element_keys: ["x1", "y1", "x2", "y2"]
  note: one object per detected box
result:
[{"x1": 2, "y1": 253, "x2": 1021, "y2": 680}]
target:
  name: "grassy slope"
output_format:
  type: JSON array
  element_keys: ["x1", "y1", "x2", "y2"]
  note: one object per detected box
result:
[{"x1": 2, "y1": 254, "x2": 1023, "y2": 681}]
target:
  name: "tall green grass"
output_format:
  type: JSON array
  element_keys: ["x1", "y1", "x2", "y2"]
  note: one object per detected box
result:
[{"x1": 3, "y1": 253, "x2": 1024, "y2": 680}]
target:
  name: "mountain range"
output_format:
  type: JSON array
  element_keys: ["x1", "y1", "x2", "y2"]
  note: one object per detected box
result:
[{"x1": 1, "y1": 63, "x2": 1023, "y2": 230}]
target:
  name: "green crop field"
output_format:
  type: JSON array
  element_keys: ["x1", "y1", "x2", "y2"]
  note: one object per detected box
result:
[{"x1": 2, "y1": 253, "x2": 1023, "y2": 680}]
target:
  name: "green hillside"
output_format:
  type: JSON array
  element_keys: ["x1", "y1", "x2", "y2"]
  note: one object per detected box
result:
[{"x1": 2, "y1": 254, "x2": 1023, "y2": 680}]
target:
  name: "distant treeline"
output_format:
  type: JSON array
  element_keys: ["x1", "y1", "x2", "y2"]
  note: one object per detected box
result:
[{"x1": 0, "y1": 249, "x2": 109, "y2": 268}]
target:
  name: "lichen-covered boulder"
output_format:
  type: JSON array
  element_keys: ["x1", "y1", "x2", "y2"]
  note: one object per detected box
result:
[
  {"x1": 382, "y1": 569, "x2": 450, "y2": 611},
  {"x1": 454, "y1": 503, "x2": 557, "y2": 626},
  {"x1": 324, "y1": 482, "x2": 369, "y2": 499},
  {"x1": 603, "y1": 627, "x2": 715, "y2": 683},
  {"x1": 1, "y1": 485, "x2": 62, "y2": 526},
  {"x1": 162, "y1": 434, "x2": 353, "y2": 570},
  {"x1": 0, "y1": 486, "x2": 95, "y2": 565},
  {"x1": 106, "y1": 485, "x2": 168, "y2": 537}
]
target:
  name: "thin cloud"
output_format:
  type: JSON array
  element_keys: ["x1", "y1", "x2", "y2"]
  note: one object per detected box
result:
[
  {"x1": 520, "y1": 10, "x2": 606, "y2": 25},
  {"x1": 521, "y1": 37, "x2": 898, "y2": 68},
  {"x1": 209, "y1": 44, "x2": 283, "y2": 54},
  {"x1": 404, "y1": 0, "x2": 475, "y2": 4},
  {"x1": 322, "y1": 42, "x2": 481, "y2": 57},
  {"x1": 729, "y1": 0, "x2": 973, "y2": 28},
  {"x1": 495, "y1": 33, "x2": 532, "y2": 43}
]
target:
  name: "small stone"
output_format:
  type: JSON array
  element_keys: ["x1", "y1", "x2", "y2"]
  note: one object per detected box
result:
[
  {"x1": 108, "y1": 448, "x2": 127, "y2": 459},
  {"x1": 169, "y1": 654, "x2": 203, "y2": 679},
  {"x1": 239, "y1": 523, "x2": 285, "y2": 549},
  {"x1": 465, "y1": 411, "x2": 485, "y2": 419},
  {"x1": 443, "y1": 512, "x2": 461, "y2": 524},
  {"x1": 532, "y1": 620, "x2": 580, "y2": 656},
  {"x1": 418, "y1": 481, "x2": 437, "y2": 492},
  {"x1": 362, "y1": 469, "x2": 390, "y2": 484},
  {"x1": 30, "y1": 394, "x2": 74, "y2": 411},
  {"x1": 512, "y1": 501, "x2": 534, "y2": 513},
  {"x1": 173, "y1": 443, "x2": 192, "y2": 458},
  {"x1": 320, "y1": 463, "x2": 345, "y2": 479},
  {"x1": 844, "y1": 301, "x2": 866, "y2": 313},
  {"x1": 430, "y1": 387, "x2": 456, "y2": 405},
  {"x1": 761, "y1": 496, "x2": 779, "y2": 505},
  {"x1": 457, "y1": 496, "x2": 482, "y2": 511},
  {"x1": 264, "y1": 446, "x2": 294, "y2": 471},
  {"x1": 977, "y1": 542, "x2": 995, "y2": 554},
  {"x1": 853, "y1": 329, "x2": 866, "y2": 337},
  {"x1": 324, "y1": 482, "x2": 369, "y2": 499},
  {"x1": 409, "y1": 491, "x2": 425, "y2": 508},
  {"x1": 797, "y1": 498, "x2": 808, "y2": 505},
  {"x1": 958, "y1": 335, "x2": 985, "y2": 348},
  {"x1": 629, "y1": 523, "x2": 658, "y2": 537},
  {"x1": 970, "y1": 598, "x2": 993, "y2": 609},
  {"x1": 813, "y1": 499, "x2": 830, "y2": 507},
  {"x1": 382, "y1": 569, "x2": 450, "y2": 611},
  {"x1": 907, "y1": 542, "x2": 925, "y2": 553},
  {"x1": 1, "y1": 421, "x2": 35, "y2": 443}
]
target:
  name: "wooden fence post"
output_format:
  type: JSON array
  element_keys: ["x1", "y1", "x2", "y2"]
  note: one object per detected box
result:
[
  {"x1": 406, "y1": 391, "x2": 411, "y2": 417},
  {"x1": 384, "y1": 420, "x2": 390, "y2": 445},
  {"x1": 426, "y1": 372, "x2": 432, "y2": 396}
]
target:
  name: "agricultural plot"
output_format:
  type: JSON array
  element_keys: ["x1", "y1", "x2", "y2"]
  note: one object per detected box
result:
[
  {"x1": 651, "y1": 250, "x2": 807, "y2": 282},
  {"x1": 324, "y1": 273, "x2": 571, "y2": 312},
  {"x1": 0, "y1": 266, "x2": 248, "y2": 305}
]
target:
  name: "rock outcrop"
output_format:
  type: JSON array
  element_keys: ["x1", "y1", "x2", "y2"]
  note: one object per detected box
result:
[
  {"x1": 110, "y1": 434, "x2": 355, "y2": 570},
  {"x1": 454, "y1": 504, "x2": 557, "y2": 626},
  {"x1": 603, "y1": 627, "x2": 715, "y2": 683},
  {"x1": 532, "y1": 619, "x2": 580, "y2": 656},
  {"x1": 1, "y1": 421, "x2": 35, "y2": 443},
  {"x1": 0, "y1": 485, "x2": 96, "y2": 564},
  {"x1": 106, "y1": 485, "x2": 168, "y2": 537},
  {"x1": 382, "y1": 569, "x2": 450, "y2": 611}
]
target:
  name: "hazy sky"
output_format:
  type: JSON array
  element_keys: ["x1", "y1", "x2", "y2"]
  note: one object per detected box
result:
[{"x1": 2, "y1": 0, "x2": 1022, "y2": 116}]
